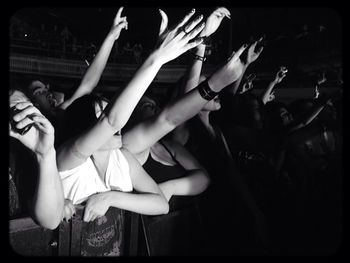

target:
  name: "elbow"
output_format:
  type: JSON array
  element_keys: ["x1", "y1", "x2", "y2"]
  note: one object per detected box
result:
[
  {"x1": 33, "y1": 201, "x2": 64, "y2": 230},
  {"x1": 34, "y1": 213, "x2": 62, "y2": 230},
  {"x1": 203, "y1": 171, "x2": 211, "y2": 190},
  {"x1": 197, "y1": 169, "x2": 211, "y2": 193},
  {"x1": 162, "y1": 111, "x2": 181, "y2": 129},
  {"x1": 105, "y1": 114, "x2": 123, "y2": 132},
  {"x1": 160, "y1": 197, "x2": 170, "y2": 215}
]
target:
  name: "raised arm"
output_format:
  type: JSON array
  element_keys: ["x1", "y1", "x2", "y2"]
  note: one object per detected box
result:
[
  {"x1": 261, "y1": 66, "x2": 288, "y2": 104},
  {"x1": 57, "y1": 9, "x2": 206, "y2": 171},
  {"x1": 226, "y1": 37, "x2": 264, "y2": 95},
  {"x1": 123, "y1": 43, "x2": 249, "y2": 154},
  {"x1": 182, "y1": 7, "x2": 231, "y2": 93},
  {"x1": 59, "y1": 7, "x2": 128, "y2": 110},
  {"x1": 158, "y1": 140, "x2": 210, "y2": 201},
  {"x1": 288, "y1": 89, "x2": 341, "y2": 132},
  {"x1": 238, "y1": 73, "x2": 256, "y2": 94},
  {"x1": 10, "y1": 102, "x2": 64, "y2": 229}
]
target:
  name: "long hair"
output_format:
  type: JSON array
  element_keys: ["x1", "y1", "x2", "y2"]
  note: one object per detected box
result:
[{"x1": 62, "y1": 94, "x2": 105, "y2": 143}]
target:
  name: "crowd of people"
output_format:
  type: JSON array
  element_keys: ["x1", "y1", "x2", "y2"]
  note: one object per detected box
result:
[{"x1": 9, "y1": 7, "x2": 342, "y2": 256}]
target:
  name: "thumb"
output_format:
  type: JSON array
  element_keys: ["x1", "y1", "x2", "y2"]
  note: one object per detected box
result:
[{"x1": 158, "y1": 9, "x2": 168, "y2": 36}]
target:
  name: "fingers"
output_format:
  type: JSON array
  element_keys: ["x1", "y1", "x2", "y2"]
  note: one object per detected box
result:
[
  {"x1": 83, "y1": 209, "x2": 90, "y2": 222},
  {"x1": 184, "y1": 21, "x2": 205, "y2": 41},
  {"x1": 231, "y1": 43, "x2": 248, "y2": 60},
  {"x1": 158, "y1": 9, "x2": 169, "y2": 36},
  {"x1": 62, "y1": 201, "x2": 75, "y2": 222},
  {"x1": 9, "y1": 124, "x2": 21, "y2": 139},
  {"x1": 12, "y1": 104, "x2": 41, "y2": 123},
  {"x1": 174, "y1": 8, "x2": 196, "y2": 30},
  {"x1": 115, "y1": 7, "x2": 124, "y2": 22},
  {"x1": 257, "y1": 46, "x2": 264, "y2": 55},
  {"x1": 183, "y1": 14, "x2": 203, "y2": 33},
  {"x1": 184, "y1": 37, "x2": 205, "y2": 51},
  {"x1": 249, "y1": 41, "x2": 258, "y2": 52},
  {"x1": 11, "y1": 101, "x2": 33, "y2": 110},
  {"x1": 31, "y1": 114, "x2": 54, "y2": 134},
  {"x1": 14, "y1": 115, "x2": 36, "y2": 130},
  {"x1": 214, "y1": 7, "x2": 231, "y2": 18},
  {"x1": 118, "y1": 20, "x2": 128, "y2": 31}
]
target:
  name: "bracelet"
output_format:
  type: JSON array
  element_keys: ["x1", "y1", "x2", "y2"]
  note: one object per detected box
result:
[
  {"x1": 194, "y1": 55, "x2": 206, "y2": 62},
  {"x1": 197, "y1": 80, "x2": 219, "y2": 101}
]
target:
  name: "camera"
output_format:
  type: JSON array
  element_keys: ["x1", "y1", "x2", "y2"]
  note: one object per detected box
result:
[{"x1": 9, "y1": 106, "x2": 34, "y2": 135}]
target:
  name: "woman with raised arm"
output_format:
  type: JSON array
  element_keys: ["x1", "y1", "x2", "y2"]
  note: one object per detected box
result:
[
  {"x1": 57, "y1": 7, "x2": 207, "y2": 220},
  {"x1": 9, "y1": 88, "x2": 64, "y2": 230},
  {"x1": 55, "y1": 8, "x2": 208, "y2": 256},
  {"x1": 25, "y1": 7, "x2": 128, "y2": 146}
]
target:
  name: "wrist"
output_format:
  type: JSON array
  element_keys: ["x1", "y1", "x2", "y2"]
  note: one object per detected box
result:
[
  {"x1": 36, "y1": 147, "x2": 56, "y2": 163},
  {"x1": 195, "y1": 44, "x2": 206, "y2": 55},
  {"x1": 106, "y1": 32, "x2": 118, "y2": 42},
  {"x1": 148, "y1": 50, "x2": 166, "y2": 68}
]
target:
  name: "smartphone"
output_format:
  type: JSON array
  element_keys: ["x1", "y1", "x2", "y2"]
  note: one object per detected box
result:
[{"x1": 9, "y1": 107, "x2": 34, "y2": 135}]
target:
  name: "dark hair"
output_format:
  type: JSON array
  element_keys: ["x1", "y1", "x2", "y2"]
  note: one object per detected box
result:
[{"x1": 62, "y1": 94, "x2": 103, "y2": 143}]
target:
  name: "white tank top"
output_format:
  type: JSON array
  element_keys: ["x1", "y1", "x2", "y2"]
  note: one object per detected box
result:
[{"x1": 59, "y1": 149, "x2": 133, "y2": 204}]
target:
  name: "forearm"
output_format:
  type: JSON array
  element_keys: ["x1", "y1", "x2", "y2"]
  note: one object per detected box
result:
[
  {"x1": 183, "y1": 45, "x2": 206, "y2": 93},
  {"x1": 107, "y1": 52, "x2": 163, "y2": 129},
  {"x1": 227, "y1": 65, "x2": 248, "y2": 95},
  {"x1": 60, "y1": 34, "x2": 116, "y2": 110},
  {"x1": 159, "y1": 169, "x2": 210, "y2": 201},
  {"x1": 161, "y1": 87, "x2": 214, "y2": 127},
  {"x1": 261, "y1": 80, "x2": 277, "y2": 104},
  {"x1": 105, "y1": 190, "x2": 169, "y2": 215},
  {"x1": 32, "y1": 149, "x2": 64, "y2": 229}
]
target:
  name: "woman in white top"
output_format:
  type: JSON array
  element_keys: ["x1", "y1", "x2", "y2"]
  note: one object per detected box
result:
[{"x1": 57, "y1": 8, "x2": 207, "y2": 222}]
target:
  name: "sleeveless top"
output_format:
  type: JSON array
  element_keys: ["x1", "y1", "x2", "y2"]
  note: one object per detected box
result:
[
  {"x1": 140, "y1": 140, "x2": 207, "y2": 255},
  {"x1": 143, "y1": 141, "x2": 195, "y2": 211},
  {"x1": 59, "y1": 148, "x2": 133, "y2": 205}
]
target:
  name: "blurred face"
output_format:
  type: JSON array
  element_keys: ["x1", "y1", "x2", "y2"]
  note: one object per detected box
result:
[
  {"x1": 28, "y1": 80, "x2": 57, "y2": 112},
  {"x1": 94, "y1": 99, "x2": 122, "y2": 150}
]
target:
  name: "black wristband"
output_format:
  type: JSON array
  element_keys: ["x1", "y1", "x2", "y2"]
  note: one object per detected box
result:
[
  {"x1": 194, "y1": 54, "x2": 206, "y2": 62},
  {"x1": 197, "y1": 80, "x2": 219, "y2": 101}
]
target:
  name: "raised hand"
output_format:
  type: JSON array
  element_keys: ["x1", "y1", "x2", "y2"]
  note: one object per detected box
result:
[
  {"x1": 208, "y1": 43, "x2": 249, "y2": 91},
  {"x1": 9, "y1": 102, "x2": 55, "y2": 157},
  {"x1": 154, "y1": 8, "x2": 206, "y2": 65},
  {"x1": 245, "y1": 38, "x2": 264, "y2": 65},
  {"x1": 314, "y1": 86, "x2": 320, "y2": 99},
  {"x1": 266, "y1": 91, "x2": 276, "y2": 102},
  {"x1": 109, "y1": 7, "x2": 128, "y2": 40},
  {"x1": 274, "y1": 66, "x2": 288, "y2": 83},
  {"x1": 239, "y1": 73, "x2": 256, "y2": 94},
  {"x1": 199, "y1": 7, "x2": 231, "y2": 37}
]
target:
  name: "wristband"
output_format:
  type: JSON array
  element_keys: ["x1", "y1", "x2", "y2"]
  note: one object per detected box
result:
[
  {"x1": 197, "y1": 80, "x2": 219, "y2": 101},
  {"x1": 194, "y1": 55, "x2": 206, "y2": 62}
]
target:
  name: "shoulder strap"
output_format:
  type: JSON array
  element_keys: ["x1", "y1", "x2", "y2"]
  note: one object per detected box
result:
[{"x1": 159, "y1": 140, "x2": 182, "y2": 167}]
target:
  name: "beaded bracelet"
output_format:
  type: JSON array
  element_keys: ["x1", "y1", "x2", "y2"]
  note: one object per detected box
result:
[
  {"x1": 197, "y1": 80, "x2": 219, "y2": 101},
  {"x1": 194, "y1": 55, "x2": 206, "y2": 62}
]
